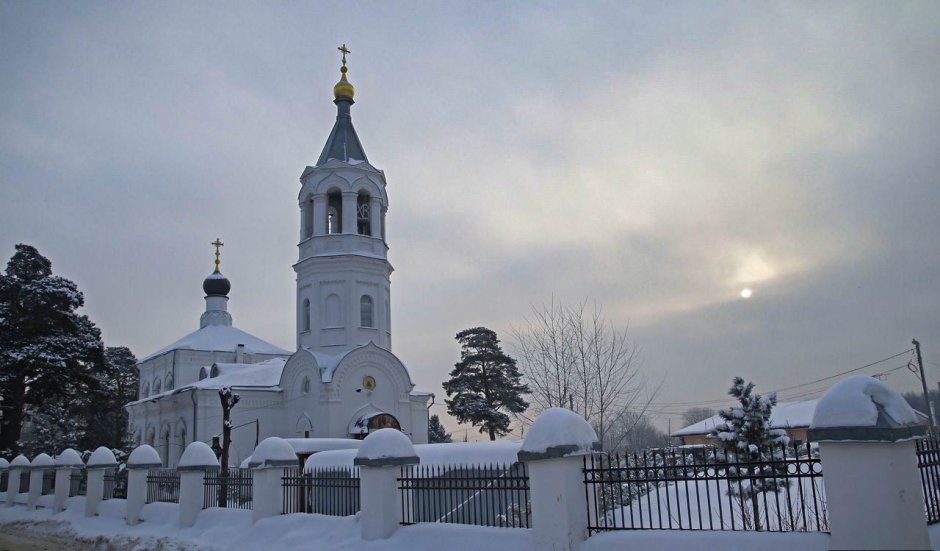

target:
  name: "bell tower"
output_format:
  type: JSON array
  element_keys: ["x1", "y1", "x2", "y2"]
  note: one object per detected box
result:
[{"x1": 294, "y1": 45, "x2": 393, "y2": 354}]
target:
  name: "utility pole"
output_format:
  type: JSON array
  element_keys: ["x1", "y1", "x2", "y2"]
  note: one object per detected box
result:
[{"x1": 913, "y1": 339, "x2": 935, "y2": 431}]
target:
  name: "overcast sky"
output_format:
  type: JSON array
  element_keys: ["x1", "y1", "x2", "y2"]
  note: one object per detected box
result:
[{"x1": 2, "y1": 1, "x2": 939, "y2": 439}]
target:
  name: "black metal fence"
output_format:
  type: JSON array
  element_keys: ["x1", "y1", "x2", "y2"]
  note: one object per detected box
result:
[
  {"x1": 147, "y1": 469, "x2": 180, "y2": 504},
  {"x1": 41, "y1": 469, "x2": 55, "y2": 495},
  {"x1": 19, "y1": 470, "x2": 30, "y2": 493},
  {"x1": 204, "y1": 468, "x2": 253, "y2": 510},
  {"x1": 0, "y1": 470, "x2": 7, "y2": 493},
  {"x1": 398, "y1": 463, "x2": 530, "y2": 528},
  {"x1": 583, "y1": 443, "x2": 827, "y2": 534},
  {"x1": 104, "y1": 468, "x2": 128, "y2": 500},
  {"x1": 282, "y1": 467, "x2": 360, "y2": 516},
  {"x1": 916, "y1": 434, "x2": 940, "y2": 524},
  {"x1": 69, "y1": 469, "x2": 87, "y2": 497}
]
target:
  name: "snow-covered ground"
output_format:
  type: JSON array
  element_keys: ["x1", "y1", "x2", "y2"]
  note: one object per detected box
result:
[{"x1": 4, "y1": 491, "x2": 940, "y2": 550}]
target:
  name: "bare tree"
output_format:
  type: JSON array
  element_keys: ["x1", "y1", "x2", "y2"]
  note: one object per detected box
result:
[
  {"x1": 682, "y1": 407, "x2": 717, "y2": 428},
  {"x1": 512, "y1": 299, "x2": 656, "y2": 449}
]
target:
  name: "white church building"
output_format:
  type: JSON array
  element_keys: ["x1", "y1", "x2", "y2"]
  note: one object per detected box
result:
[{"x1": 126, "y1": 54, "x2": 433, "y2": 467}]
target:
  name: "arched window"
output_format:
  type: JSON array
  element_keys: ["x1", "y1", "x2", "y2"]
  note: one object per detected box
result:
[
  {"x1": 326, "y1": 294, "x2": 342, "y2": 327},
  {"x1": 210, "y1": 364, "x2": 220, "y2": 378},
  {"x1": 302, "y1": 377, "x2": 311, "y2": 395},
  {"x1": 327, "y1": 190, "x2": 343, "y2": 234},
  {"x1": 360, "y1": 295, "x2": 374, "y2": 328},
  {"x1": 142, "y1": 382, "x2": 150, "y2": 398},
  {"x1": 357, "y1": 192, "x2": 371, "y2": 235},
  {"x1": 153, "y1": 378, "x2": 161, "y2": 395},
  {"x1": 199, "y1": 367, "x2": 208, "y2": 381},
  {"x1": 302, "y1": 298, "x2": 311, "y2": 332},
  {"x1": 165, "y1": 373, "x2": 174, "y2": 391}
]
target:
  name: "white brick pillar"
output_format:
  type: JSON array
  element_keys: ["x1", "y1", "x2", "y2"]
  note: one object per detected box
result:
[
  {"x1": 178, "y1": 441, "x2": 220, "y2": 528},
  {"x1": 6, "y1": 455, "x2": 29, "y2": 507},
  {"x1": 808, "y1": 375, "x2": 931, "y2": 551},
  {"x1": 125, "y1": 445, "x2": 163, "y2": 526},
  {"x1": 85, "y1": 446, "x2": 118, "y2": 517},
  {"x1": 518, "y1": 408, "x2": 601, "y2": 551},
  {"x1": 250, "y1": 437, "x2": 299, "y2": 523},
  {"x1": 53, "y1": 448, "x2": 84, "y2": 514},
  {"x1": 354, "y1": 429, "x2": 419, "y2": 541},
  {"x1": 27, "y1": 453, "x2": 54, "y2": 510}
]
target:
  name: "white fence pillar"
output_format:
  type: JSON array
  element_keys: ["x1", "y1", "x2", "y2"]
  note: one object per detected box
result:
[
  {"x1": 518, "y1": 408, "x2": 600, "y2": 551},
  {"x1": 6, "y1": 455, "x2": 29, "y2": 507},
  {"x1": 808, "y1": 375, "x2": 931, "y2": 551},
  {"x1": 125, "y1": 445, "x2": 163, "y2": 526},
  {"x1": 178, "y1": 441, "x2": 220, "y2": 528},
  {"x1": 54, "y1": 448, "x2": 85, "y2": 514},
  {"x1": 85, "y1": 446, "x2": 118, "y2": 517},
  {"x1": 0, "y1": 460, "x2": 7, "y2": 504},
  {"x1": 27, "y1": 453, "x2": 54, "y2": 510},
  {"x1": 250, "y1": 437, "x2": 302, "y2": 523},
  {"x1": 354, "y1": 429, "x2": 419, "y2": 541}
]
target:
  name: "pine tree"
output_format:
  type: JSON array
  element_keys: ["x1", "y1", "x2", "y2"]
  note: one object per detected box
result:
[
  {"x1": 0, "y1": 244, "x2": 105, "y2": 454},
  {"x1": 428, "y1": 414, "x2": 452, "y2": 443},
  {"x1": 443, "y1": 327, "x2": 530, "y2": 440},
  {"x1": 709, "y1": 377, "x2": 790, "y2": 530},
  {"x1": 80, "y1": 347, "x2": 139, "y2": 451}
]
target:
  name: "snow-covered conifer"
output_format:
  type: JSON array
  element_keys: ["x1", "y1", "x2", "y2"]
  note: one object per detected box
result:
[
  {"x1": 443, "y1": 327, "x2": 529, "y2": 440},
  {"x1": 0, "y1": 244, "x2": 105, "y2": 454},
  {"x1": 427, "y1": 414, "x2": 452, "y2": 443}
]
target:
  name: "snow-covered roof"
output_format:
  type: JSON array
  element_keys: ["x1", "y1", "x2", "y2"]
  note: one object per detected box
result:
[
  {"x1": 192, "y1": 358, "x2": 287, "y2": 390},
  {"x1": 673, "y1": 400, "x2": 820, "y2": 437},
  {"x1": 141, "y1": 324, "x2": 290, "y2": 362}
]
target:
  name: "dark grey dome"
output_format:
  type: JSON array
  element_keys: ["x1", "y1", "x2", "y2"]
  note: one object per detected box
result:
[{"x1": 203, "y1": 271, "x2": 231, "y2": 296}]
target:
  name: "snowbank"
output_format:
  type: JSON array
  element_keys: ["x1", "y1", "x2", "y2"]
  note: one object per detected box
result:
[
  {"x1": 520, "y1": 408, "x2": 598, "y2": 457},
  {"x1": 30, "y1": 453, "x2": 54, "y2": 468},
  {"x1": 55, "y1": 448, "x2": 84, "y2": 467},
  {"x1": 283, "y1": 438, "x2": 362, "y2": 455},
  {"x1": 179, "y1": 442, "x2": 220, "y2": 469},
  {"x1": 306, "y1": 441, "x2": 524, "y2": 471},
  {"x1": 128, "y1": 444, "x2": 162, "y2": 467},
  {"x1": 811, "y1": 375, "x2": 919, "y2": 428},
  {"x1": 582, "y1": 530, "x2": 829, "y2": 551},
  {"x1": 249, "y1": 437, "x2": 297, "y2": 467},
  {"x1": 355, "y1": 429, "x2": 417, "y2": 463}
]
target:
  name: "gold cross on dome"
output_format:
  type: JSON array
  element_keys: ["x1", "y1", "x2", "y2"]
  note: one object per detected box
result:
[
  {"x1": 338, "y1": 44, "x2": 350, "y2": 67},
  {"x1": 211, "y1": 238, "x2": 224, "y2": 272}
]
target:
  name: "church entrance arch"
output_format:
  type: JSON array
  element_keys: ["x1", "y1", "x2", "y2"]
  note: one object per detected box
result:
[{"x1": 351, "y1": 412, "x2": 401, "y2": 439}]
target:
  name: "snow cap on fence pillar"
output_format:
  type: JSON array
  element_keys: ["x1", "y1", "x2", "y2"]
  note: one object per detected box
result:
[
  {"x1": 127, "y1": 445, "x2": 163, "y2": 469},
  {"x1": 248, "y1": 437, "x2": 297, "y2": 468},
  {"x1": 55, "y1": 448, "x2": 84, "y2": 468},
  {"x1": 0, "y1": 458, "x2": 8, "y2": 471},
  {"x1": 354, "y1": 428, "x2": 419, "y2": 467},
  {"x1": 87, "y1": 446, "x2": 118, "y2": 469},
  {"x1": 518, "y1": 408, "x2": 601, "y2": 462},
  {"x1": 808, "y1": 375, "x2": 925, "y2": 442},
  {"x1": 30, "y1": 453, "x2": 54, "y2": 469},
  {"x1": 11, "y1": 454, "x2": 30, "y2": 468},
  {"x1": 178, "y1": 441, "x2": 220, "y2": 471}
]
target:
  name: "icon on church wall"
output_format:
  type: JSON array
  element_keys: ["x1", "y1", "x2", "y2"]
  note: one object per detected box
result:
[{"x1": 362, "y1": 375, "x2": 376, "y2": 391}]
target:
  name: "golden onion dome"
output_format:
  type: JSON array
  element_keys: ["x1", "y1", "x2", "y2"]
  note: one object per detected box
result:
[{"x1": 333, "y1": 66, "x2": 355, "y2": 100}]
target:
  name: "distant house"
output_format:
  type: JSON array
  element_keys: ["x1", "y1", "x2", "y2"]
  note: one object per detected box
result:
[{"x1": 672, "y1": 398, "x2": 929, "y2": 445}]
